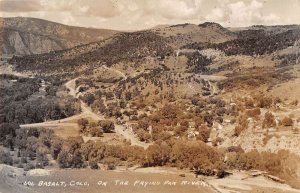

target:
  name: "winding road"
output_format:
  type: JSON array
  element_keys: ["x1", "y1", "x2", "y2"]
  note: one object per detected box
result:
[{"x1": 20, "y1": 70, "x2": 150, "y2": 149}]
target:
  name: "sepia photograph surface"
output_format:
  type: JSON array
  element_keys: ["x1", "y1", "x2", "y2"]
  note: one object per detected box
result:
[{"x1": 0, "y1": 0, "x2": 300, "y2": 193}]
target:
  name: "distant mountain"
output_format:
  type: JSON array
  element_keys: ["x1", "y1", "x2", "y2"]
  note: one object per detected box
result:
[
  {"x1": 11, "y1": 21, "x2": 300, "y2": 75},
  {"x1": 229, "y1": 24, "x2": 300, "y2": 35},
  {"x1": 151, "y1": 22, "x2": 237, "y2": 48},
  {"x1": 8, "y1": 22, "x2": 238, "y2": 72},
  {"x1": 10, "y1": 31, "x2": 174, "y2": 72},
  {"x1": 0, "y1": 17, "x2": 119, "y2": 55}
]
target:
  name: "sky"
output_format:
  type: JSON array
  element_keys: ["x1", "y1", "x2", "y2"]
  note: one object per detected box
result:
[{"x1": 0, "y1": 0, "x2": 299, "y2": 30}]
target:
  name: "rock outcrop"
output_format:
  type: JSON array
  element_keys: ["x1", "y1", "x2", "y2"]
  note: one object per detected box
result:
[{"x1": 1, "y1": 17, "x2": 119, "y2": 55}]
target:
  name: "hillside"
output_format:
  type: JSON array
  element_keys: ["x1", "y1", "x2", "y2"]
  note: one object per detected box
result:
[
  {"x1": 9, "y1": 22, "x2": 237, "y2": 72},
  {"x1": 2, "y1": 20, "x2": 300, "y2": 193},
  {"x1": 10, "y1": 30, "x2": 174, "y2": 72},
  {"x1": 0, "y1": 17, "x2": 119, "y2": 55},
  {"x1": 151, "y1": 22, "x2": 236, "y2": 48}
]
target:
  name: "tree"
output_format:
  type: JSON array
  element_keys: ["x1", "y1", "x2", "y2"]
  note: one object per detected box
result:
[
  {"x1": 171, "y1": 140, "x2": 224, "y2": 175},
  {"x1": 144, "y1": 144, "x2": 163, "y2": 166},
  {"x1": 0, "y1": 123, "x2": 19, "y2": 143},
  {"x1": 236, "y1": 150, "x2": 262, "y2": 170},
  {"x1": 36, "y1": 149, "x2": 49, "y2": 168},
  {"x1": 136, "y1": 129, "x2": 151, "y2": 142},
  {"x1": 257, "y1": 96, "x2": 273, "y2": 108},
  {"x1": 262, "y1": 112, "x2": 276, "y2": 128},
  {"x1": 90, "y1": 160, "x2": 99, "y2": 169},
  {"x1": 174, "y1": 126, "x2": 188, "y2": 136},
  {"x1": 102, "y1": 157, "x2": 119, "y2": 170},
  {"x1": 83, "y1": 93, "x2": 95, "y2": 106},
  {"x1": 0, "y1": 148, "x2": 13, "y2": 165},
  {"x1": 78, "y1": 118, "x2": 89, "y2": 128},
  {"x1": 57, "y1": 150, "x2": 71, "y2": 168},
  {"x1": 80, "y1": 141, "x2": 95, "y2": 161},
  {"x1": 57, "y1": 149, "x2": 84, "y2": 168},
  {"x1": 90, "y1": 127, "x2": 103, "y2": 137},
  {"x1": 98, "y1": 120, "x2": 115, "y2": 133},
  {"x1": 234, "y1": 115, "x2": 249, "y2": 136},
  {"x1": 51, "y1": 138, "x2": 62, "y2": 160}
]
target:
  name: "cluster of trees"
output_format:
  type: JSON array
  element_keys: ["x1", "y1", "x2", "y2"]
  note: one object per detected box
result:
[
  {"x1": 2, "y1": 97, "x2": 80, "y2": 124},
  {"x1": 0, "y1": 75, "x2": 40, "y2": 103},
  {"x1": 212, "y1": 29, "x2": 300, "y2": 56},
  {"x1": 84, "y1": 31, "x2": 174, "y2": 66},
  {"x1": 0, "y1": 75, "x2": 81, "y2": 125},
  {"x1": 0, "y1": 123, "x2": 19, "y2": 150},
  {"x1": 54, "y1": 136, "x2": 225, "y2": 176},
  {"x1": 56, "y1": 137, "x2": 144, "y2": 169},
  {"x1": 0, "y1": 75, "x2": 83, "y2": 170},
  {"x1": 129, "y1": 98, "x2": 228, "y2": 143},
  {"x1": 225, "y1": 148, "x2": 299, "y2": 182},
  {"x1": 78, "y1": 118, "x2": 115, "y2": 137},
  {"x1": 10, "y1": 31, "x2": 174, "y2": 72},
  {"x1": 183, "y1": 52, "x2": 212, "y2": 74},
  {"x1": 218, "y1": 68, "x2": 292, "y2": 92},
  {"x1": 181, "y1": 42, "x2": 210, "y2": 50},
  {"x1": 0, "y1": 127, "x2": 55, "y2": 170},
  {"x1": 1, "y1": 125, "x2": 298, "y2": 183},
  {"x1": 276, "y1": 53, "x2": 298, "y2": 67},
  {"x1": 52, "y1": 134, "x2": 299, "y2": 182}
]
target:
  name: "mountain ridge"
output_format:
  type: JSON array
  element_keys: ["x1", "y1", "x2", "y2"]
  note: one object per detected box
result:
[{"x1": 1, "y1": 17, "x2": 120, "y2": 55}]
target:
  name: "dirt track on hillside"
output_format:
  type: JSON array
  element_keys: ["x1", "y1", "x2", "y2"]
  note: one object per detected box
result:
[{"x1": 20, "y1": 73, "x2": 150, "y2": 148}]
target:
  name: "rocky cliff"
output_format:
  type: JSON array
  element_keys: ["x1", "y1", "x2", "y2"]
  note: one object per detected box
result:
[{"x1": 1, "y1": 17, "x2": 119, "y2": 55}]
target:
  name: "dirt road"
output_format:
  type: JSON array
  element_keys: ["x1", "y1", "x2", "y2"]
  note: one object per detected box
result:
[{"x1": 21, "y1": 74, "x2": 150, "y2": 149}]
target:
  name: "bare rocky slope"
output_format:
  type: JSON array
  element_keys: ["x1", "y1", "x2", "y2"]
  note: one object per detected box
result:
[{"x1": 0, "y1": 17, "x2": 119, "y2": 55}]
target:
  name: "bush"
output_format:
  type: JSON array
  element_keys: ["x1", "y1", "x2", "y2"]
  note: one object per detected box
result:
[
  {"x1": 174, "y1": 126, "x2": 188, "y2": 136},
  {"x1": 281, "y1": 117, "x2": 293, "y2": 127},
  {"x1": 57, "y1": 149, "x2": 84, "y2": 168},
  {"x1": 78, "y1": 118, "x2": 89, "y2": 128},
  {"x1": 197, "y1": 125, "x2": 211, "y2": 142},
  {"x1": 143, "y1": 144, "x2": 170, "y2": 167},
  {"x1": 245, "y1": 98, "x2": 254, "y2": 108},
  {"x1": 90, "y1": 161, "x2": 99, "y2": 169},
  {"x1": 231, "y1": 149, "x2": 300, "y2": 185},
  {"x1": 246, "y1": 108, "x2": 261, "y2": 118},
  {"x1": 171, "y1": 140, "x2": 224, "y2": 175},
  {"x1": 0, "y1": 149, "x2": 13, "y2": 165},
  {"x1": 98, "y1": 120, "x2": 115, "y2": 133},
  {"x1": 102, "y1": 157, "x2": 119, "y2": 170},
  {"x1": 234, "y1": 115, "x2": 248, "y2": 137},
  {"x1": 90, "y1": 127, "x2": 103, "y2": 137},
  {"x1": 24, "y1": 163, "x2": 35, "y2": 171},
  {"x1": 262, "y1": 112, "x2": 276, "y2": 128},
  {"x1": 136, "y1": 129, "x2": 151, "y2": 142},
  {"x1": 257, "y1": 96, "x2": 273, "y2": 108}
]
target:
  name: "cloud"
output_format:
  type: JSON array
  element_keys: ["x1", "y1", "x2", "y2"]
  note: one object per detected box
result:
[
  {"x1": 204, "y1": 0, "x2": 281, "y2": 26},
  {"x1": 0, "y1": 0, "x2": 298, "y2": 30},
  {"x1": 228, "y1": 0, "x2": 262, "y2": 25},
  {"x1": 205, "y1": 8, "x2": 224, "y2": 21},
  {"x1": 0, "y1": 0, "x2": 42, "y2": 12},
  {"x1": 0, "y1": 0, "x2": 121, "y2": 18},
  {"x1": 45, "y1": 0, "x2": 121, "y2": 18},
  {"x1": 132, "y1": 0, "x2": 203, "y2": 20},
  {"x1": 154, "y1": 0, "x2": 202, "y2": 20}
]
